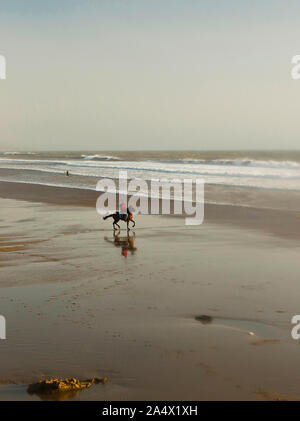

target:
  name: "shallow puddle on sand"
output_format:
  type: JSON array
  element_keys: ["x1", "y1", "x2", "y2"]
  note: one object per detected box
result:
[
  {"x1": 195, "y1": 315, "x2": 285, "y2": 340},
  {"x1": 0, "y1": 385, "x2": 36, "y2": 401}
]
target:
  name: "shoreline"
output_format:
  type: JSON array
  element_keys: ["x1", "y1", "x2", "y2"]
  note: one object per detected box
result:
[{"x1": 1, "y1": 180, "x2": 300, "y2": 240}]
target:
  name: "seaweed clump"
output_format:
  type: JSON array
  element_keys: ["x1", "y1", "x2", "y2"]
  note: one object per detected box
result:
[{"x1": 27, "y1": 377, "x2": 108, "y2": 400}]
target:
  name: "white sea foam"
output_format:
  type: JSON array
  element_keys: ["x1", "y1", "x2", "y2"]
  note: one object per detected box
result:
[
  {"x1": 1, "y1": 155, "x2": 300, "y2": 191},
  {"x1": 81, "y1": 154, "x2": 120, "y2": 161},
  {"x1": 2, "y1": 151, "x2": 36, "y2": 156}
]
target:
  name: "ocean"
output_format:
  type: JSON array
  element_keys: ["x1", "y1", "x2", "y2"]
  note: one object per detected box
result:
[{"x1": 1, "y1": 150, "x2": 300, "y2": 210}]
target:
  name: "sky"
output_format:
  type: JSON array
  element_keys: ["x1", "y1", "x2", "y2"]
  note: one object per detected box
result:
[{"x1": 0, "y1": 0, "x2": 300, "y2": 151}]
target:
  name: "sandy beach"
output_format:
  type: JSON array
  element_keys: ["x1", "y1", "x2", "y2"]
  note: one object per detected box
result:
[
  {"x1": 2, "y1": 0, "x2": 300, "y2": 410},
  {"x1": 1, "y1": 181, "x2": 300, "y2": 400}
]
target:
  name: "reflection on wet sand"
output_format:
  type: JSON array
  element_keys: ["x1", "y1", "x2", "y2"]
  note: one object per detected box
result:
[{"x1": 104, "y1": 231, "x2": 137, "y2": 257}]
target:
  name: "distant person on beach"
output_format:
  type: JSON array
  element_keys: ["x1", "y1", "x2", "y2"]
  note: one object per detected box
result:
[{"x1": 66, "y1": 170, "x2": 69, "y2": 176}]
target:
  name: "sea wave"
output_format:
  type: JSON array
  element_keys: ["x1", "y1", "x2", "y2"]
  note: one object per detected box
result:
[
  {"x1": 163, "y1": 158, "x2": 300, "y2": 169},
  {"x1": 2, "y1": 151, "x2": 36, "y2": 156},
  {"x1": 81, "y1": 154, "x2": 120, "y2": 161},
  {"x1": 1, "y1": 157, "x2": 300, "y2": 180},
  {"x1": 1, "y1": 155, "x2": 300, "y2": 170}
]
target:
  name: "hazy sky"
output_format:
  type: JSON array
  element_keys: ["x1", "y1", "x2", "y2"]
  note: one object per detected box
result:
[{"x1": 0, "y1": 0, "x2": 300, "y2": 151}]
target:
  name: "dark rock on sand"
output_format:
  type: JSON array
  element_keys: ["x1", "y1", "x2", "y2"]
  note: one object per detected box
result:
[{"x1": 195, "y1": 315, "x2": 213, "y2": 324}]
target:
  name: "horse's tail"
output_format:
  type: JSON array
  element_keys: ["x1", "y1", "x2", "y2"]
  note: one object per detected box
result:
[{"x1": 103, "y1": 214, "x2": 113, "y2": 220}]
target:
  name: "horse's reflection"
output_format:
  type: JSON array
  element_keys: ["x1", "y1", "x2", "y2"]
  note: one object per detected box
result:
[{"x1": 104, "y1": 231, "x2": 137, "y2": 257}]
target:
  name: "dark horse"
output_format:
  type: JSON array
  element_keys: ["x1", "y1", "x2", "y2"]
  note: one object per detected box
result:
[{"x1": 103, "y1": 208, "x2": 135, "y2": 230}]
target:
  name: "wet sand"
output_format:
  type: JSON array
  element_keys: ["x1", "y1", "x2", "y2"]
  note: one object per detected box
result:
[
  {"x1": 0, "y1": 180, "x2": 300, "y2": 240},
  {"x1": 1, "y1": 182, "x2": 300, "y2": 400}
]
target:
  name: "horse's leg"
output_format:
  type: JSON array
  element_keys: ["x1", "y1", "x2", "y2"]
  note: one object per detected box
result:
[
  {"x1": 113, "y1": 222, "x2": 120, "y2": 230},
  {"x1": 113, "y1": 215, "x2": 119, "y2": 230}
]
